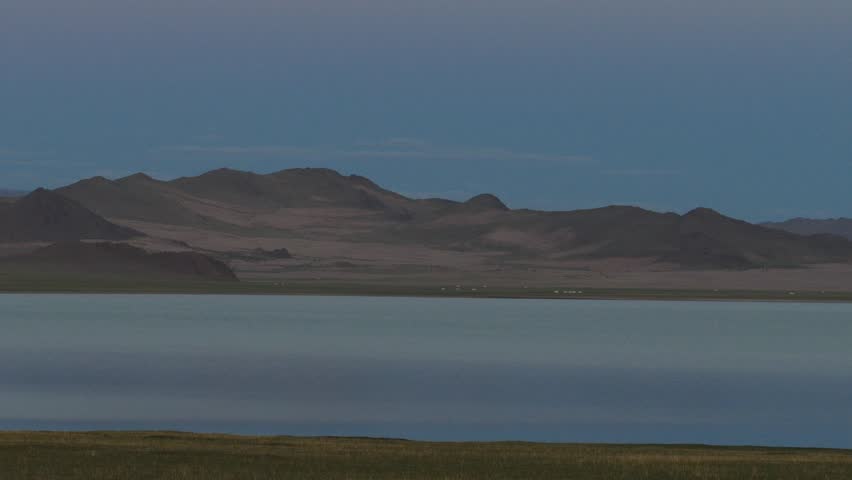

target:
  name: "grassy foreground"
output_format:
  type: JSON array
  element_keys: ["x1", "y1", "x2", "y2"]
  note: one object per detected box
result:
[{"x1": 1, "y1": 432, "x2": 851, "y2": 480}]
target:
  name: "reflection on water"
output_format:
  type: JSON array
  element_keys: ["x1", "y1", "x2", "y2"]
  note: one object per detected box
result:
[{"x1": 1, "y1": 294, "x2": 851, "y2": 447}]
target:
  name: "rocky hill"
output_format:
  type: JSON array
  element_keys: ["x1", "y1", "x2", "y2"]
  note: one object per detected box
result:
[{"x1": 0, "y1": 189, "x2": 142, "y2": 242}]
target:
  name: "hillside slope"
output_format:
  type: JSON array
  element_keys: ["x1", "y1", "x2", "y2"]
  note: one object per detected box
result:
[
  {"x1": 0, "y1": 189, "x2": 142, "y2": 242},
  {"x1": 2, "y1": 242, "x2": 237, "y2": 281}
]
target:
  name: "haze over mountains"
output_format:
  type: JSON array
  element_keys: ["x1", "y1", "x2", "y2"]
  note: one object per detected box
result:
[
  {"x1": 3, "y1": 167, "x2": 852, "y2": 290},
  {"x1": 0, "y1": 189, "x2": 25, "y2": 197},
  {"x1": 762, "y1": 218, "x2": 852, "y2": 241}
]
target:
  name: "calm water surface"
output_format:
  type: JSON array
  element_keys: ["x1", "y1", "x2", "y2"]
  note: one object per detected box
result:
[{"x1": 1, "y1": 294, "x2": 851, "y2": 447}]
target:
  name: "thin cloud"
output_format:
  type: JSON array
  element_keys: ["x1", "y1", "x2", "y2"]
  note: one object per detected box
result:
[
  {"x1": 355, "y1": 137, "x2": 432, "y2": 150},
  {"x1": 0, "y1": 148, "x2": 52, "y2": 159},
  {"x1": 0, "y1": 149, "x2": 94, "y2": 168},
  {"x1": 600, "y1": 169, "x2": 680, "y2": 176},
  {"x1": 0, "y1": 158, "x2": 96, "y2": 168},
  {"x1": 155, "y1": 140, "x2": 592, "y2": 164}
]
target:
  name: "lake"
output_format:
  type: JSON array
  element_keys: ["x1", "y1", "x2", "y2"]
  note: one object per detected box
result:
[{"x1": 1, "y1": 294, "x2": 850, "y2": 448}]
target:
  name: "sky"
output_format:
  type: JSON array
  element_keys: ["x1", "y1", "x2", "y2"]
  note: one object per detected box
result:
[{"x1": 1, "y1": 1, "x2": 851, "y2": 221}]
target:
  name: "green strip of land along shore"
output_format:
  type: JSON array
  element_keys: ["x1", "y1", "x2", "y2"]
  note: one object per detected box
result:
[
  {"x1": 1, "y1": 431, "x2": 850, "y2": 480},
  {"x1": 1, "y1": 273, "x2": 851, "y2": 302}
]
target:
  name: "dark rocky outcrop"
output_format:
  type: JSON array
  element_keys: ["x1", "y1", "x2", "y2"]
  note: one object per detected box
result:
[
  {"x1": 262, "y1": 247, "x2": 292, "y2": 259},
  {"x1": 14, "y1": 242, "x2": 237, "y2": 281}
]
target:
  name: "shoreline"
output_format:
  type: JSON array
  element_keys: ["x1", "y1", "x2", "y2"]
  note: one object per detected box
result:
[{"x1": 2, "y1": 281, "x2": 852, "y2": 303}]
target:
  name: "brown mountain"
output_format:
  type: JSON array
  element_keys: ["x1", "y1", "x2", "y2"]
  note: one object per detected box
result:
[
  {"x1": 0, "y1": 188, "x2": 142, "y2": 242},
  {"x1": 40, "y1": 168, "x2": 852, "y2": 276},
  {"x1": 56, "y1": 174, "x2": 211, "y2": 226},
  {"x1": 57, "y1": 168, "x2": 420, "y2": 225},
  {"x1": 665, "y1": 208, "x2": 852, "y2": 268},
  {"x1": 395, "y1": 204, "x2": 852, "y2": 268},
  {"x1": 173, "y1": 168, "x2": 391, "y2": 209},
  {"x1": 3, "y1": 242, "x2": 237, "y2": 281},
  {"x1": 762, "y1": 218, "x2": 852, "y2": 241}
]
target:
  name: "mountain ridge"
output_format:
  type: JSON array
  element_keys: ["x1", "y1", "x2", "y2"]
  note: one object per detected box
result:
[
  {"x1": 762, "y1": 217, "x2": 852, "y2": 241},
  {"x1": 45, "y1": 167, "x2": 852, "y2": 270}
]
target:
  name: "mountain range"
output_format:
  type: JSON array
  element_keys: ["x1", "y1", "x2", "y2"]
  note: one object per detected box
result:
[
  {"x1": 2, "y1": 167, "x2": 852, "y2": 289},
  {"x1": 761, "y1": 218, "x2": 852, "y2": 241}
]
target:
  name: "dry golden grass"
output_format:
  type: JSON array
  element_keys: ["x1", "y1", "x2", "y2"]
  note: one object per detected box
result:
[{"x1": 0, "y1": 431, "x2": 850, "y2": 479}]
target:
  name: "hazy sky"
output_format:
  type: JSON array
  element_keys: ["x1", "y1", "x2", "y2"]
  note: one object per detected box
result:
[{"x1": 2, "y1": 1, "x2": 851, "y2": 220}]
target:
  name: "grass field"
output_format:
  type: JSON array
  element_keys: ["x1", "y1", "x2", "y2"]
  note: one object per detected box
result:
[
  {"x1": 1, "y1": 271, "x2": 852, "y2": 302},
  {"x1": 1, "y1": 431, "x2": 851, "y2": 480}
]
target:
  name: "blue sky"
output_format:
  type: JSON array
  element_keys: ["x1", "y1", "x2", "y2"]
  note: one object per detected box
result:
[{"x1": 2, "y1": 1, "x2": 851, "y2": 221}]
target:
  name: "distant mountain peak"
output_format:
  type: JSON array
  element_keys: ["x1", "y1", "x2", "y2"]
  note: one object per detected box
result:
[
  {"x1": 684, "y1": 207, "x2": 723, "y2": 218},
  {"x1": 119, "y1": 172, "x2": 156, "y2": 183},
  {"x1": 269, "y1": 167, "x2": 343, "y2": 179},
  {"x1": 18, "y1": 187, "x2": 82, "y2": 208},
  {"x1": 462, "y1": 193, "x2": 509, "y2": 212},
  {"x1": 199, "y1": 167, "x2": 250, "y2": 177},
  {"x1": 27, "y1": 187, "x2": 51, "y2": 196}
]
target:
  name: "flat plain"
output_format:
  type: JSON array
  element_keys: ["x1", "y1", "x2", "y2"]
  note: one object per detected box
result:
[
  {"x1": 2, "y1": 431, "x2": 851, "y2": 480},
  {"x1": 2, "y1": 270, "x2": 852, "y2": 302}
]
